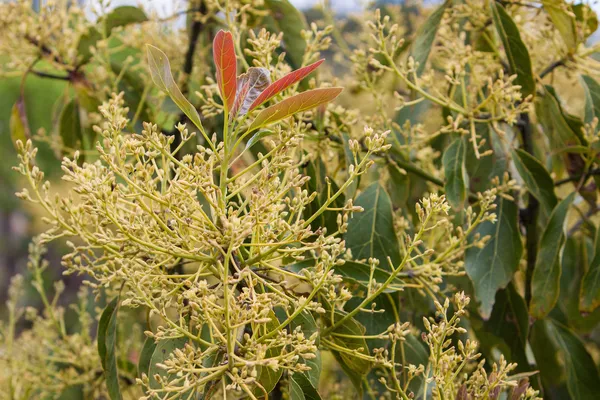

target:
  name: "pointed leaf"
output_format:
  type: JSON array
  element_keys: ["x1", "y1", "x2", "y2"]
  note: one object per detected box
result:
[
  {"x1": 581, "y1": 75, "x2": 600, "y2": 127},
  {"x1": 289, "y1": 373, "x2": 322, "y2": 400},
  {"x1": 213, "y1": 30, "x2": 237, "y2": 112},
  {"x1": 146, "y1": 45, "x2": 204, "y2": 132},
  {"x1": 542, "y1": 0, "x2": 577, "y2": 51},
  {"x1": 59, "y1": 98, "x2": 84, "y2": 156},
  {"x1": 530, "y1": 193, "x2": 575, "y2": 319},
  {"x1": 490, "y1": 2, "x2": 535, "y2": 98},
  {"x1": 410, "y1": 0, "x2": 449, "y2": 76},
  {"x1": 465, "y1": 198, "x2": 523, "y2": 319},
  {"x1": 244, "y1": 129, "x2": 274, "y2": 151},
  {"x1": 249, "y1": 59, "x2": 324, "y2": 111},
  {"x1": 232, "y1": 67, "x2": 271, "y2": 117},
  {"x1": 138, "y1": 336, "x2": 157, "y2": 379},
  {"x1": 248, "y1": 87, "x2": 342, "y2": 131},
  {"x1": 98, "y1": 297, "x2": 122, "y2": 400},
  {"x1": 10, "y1": 96, "x2": 31, "y2": 149},
  {"x1": 345, "y1": 183, "x2": 401, "y2": 271},
  {"x1": 580, "y1": 225, "x2": 600, "y2": 313},
  {"x1": 442, "y1": 137, "x2": 467, "y2": 210},
  {"x1": 511, "y1": 149, "x2": 558, "y2": 220}
]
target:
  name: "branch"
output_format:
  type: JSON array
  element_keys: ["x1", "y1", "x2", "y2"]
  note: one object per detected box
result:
[
  {"x1": 539, "y1": 58, "x2": 567, "y2": 80},
  {"x1": 554, "y1": 168, "x2": 600, "y2": 186}
]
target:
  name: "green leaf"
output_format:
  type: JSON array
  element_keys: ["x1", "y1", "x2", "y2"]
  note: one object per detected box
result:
[
  {"x1": 580, "y1": 225, "x2": 600, "y2": 313},
  {"x1": 530, "y1": 320, "x2": 564, "y2": 388},
  {"x1": 253, "y1": 311, "x2": 285, "y2": 396},
  {"x1": 345, "y1": 294, "x2": 395, "y2": 351},
  {"x1": 138, "y1": 336, "x2": 157, "y2": 379},
  {"x1": 530, "y1": 193, "x2": 575, "y2": 319},
  {"x1": 573, "y1": 4, "x2": 599, "y2": 39},
  {"x1": 465, "y1": 198, "x2": 523, "y2": 319},
  {"x1": 410, "y1": 0, "x2": 449, "y2": 76},
  {"x1": 146, "y1": 45, "x2": 204, "y2": 133},
  {"x1": 545, "y1": 320, "x2": 600, "y2": 400},
  {"x1": 148, "y1": 337, "x2": 189, "y2": 392},
  {"x1": 264, "y1": 0, "x2": 307, "y2": 70},
  {"x1": 536, "y1": 86, "x2": 583, "y2": 150},
  {"x1": 490, "y1": 1, "x2": 535, "y2": 98},
  {"x1": 10, "y1": 96, "x2": 31, "y2": 150},
  {"x1": 581, "y1": 75, "x2": 600, "y2": 127},
  {"x1": 542, "y1": 0, "x2": 577, "y2": 51},
  {"x1": 345, "y1": 183, "x2": 401, "y2": 271},
  {"x1": 59, "y1": 98, "x2": 83, "y2": 152},
  {"x1": 511, "y1": 149, "x2": 557, "y2": 220},
  {"x1": 289, "y1": 372, "x2": 322, "y2": 400},
  {"x1": 97, "y1": 297, "x2": 122, "y2": 400},
  {"x1": 289, "y1": 310, "x2": 321, "y2": 387},
  {"x1": 442, "y1": 137, "x2": 467, "y2": 210},
  {"x1": 245, "y1": 129, "x2": 274, "y2": 151},
  {"x1": 77, "y1": 27, "x2": 102, "y2": 64},
  {"x1": 396, "y1": 334, "x2": 429, "y2": 397},
  {"x1": 104, "y1": 6, "x2": 148, "y2": 35},
  {"x1": 335, "y1": 260, "x2": 406, "y2": 293}
]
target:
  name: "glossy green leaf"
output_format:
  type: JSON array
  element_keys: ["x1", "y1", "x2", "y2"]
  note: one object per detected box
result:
[
  {"x1": 98, "y1": 297, "x2": 122, "y2": 400},
  {"x1": 580, "y1": 225, "x2": 600, "y2": 313},
  {"x1": 490, "y1": 1, "x2": 535, "y2": 98},
  {"x1": 410, "y1": 0, "x2": 449, "y2": 76},
  {"x1": 345, "y1": 294, "x2": 395, "y2": 351},
  {"x1": 465, "y1": 198, "x2": 523, "y2": 319},
  {"x1": 442, "y1": 137, "x2": 467, "y2": 210},
  {"x1": 104, "y1": 6, "x2": 148, "y2": 34},
  {"x1": 511, "y1": 149, "x2": 557, "y2": 220},
  {"x1": 546, "y1": 320, "x2": 600, "y2": 399},
  {"x1": 543, "y1": 0, "x2": 577, "y2": 51},
  {"x1": 289, "y1": 372, "x2": 322, "y2": 400},
  {"x1": 244, "y1": 129, "x2": 274, "y2": 151},
  {"x1": 581, "y1": 75, "x2": 600, "y2": 127},
  {"x1": 146, "y1": 45, "x2": 204, "y2": 132},
  {"x1": 345, "y1": 183, "x2": 401, "y2": 271},
  {"x1": 10, "y1": 96, "x2": 30, "y2": 150},
  {"x1": 138, "y1": 336, "x2": 157, "y2": 379},
  {"x1": 148, "y1": 337, "x2": 189, "y2": 391},
  {"x1": 530, "y1": 193, "x2": 575, "y2": 319},
  {"x1": 264, "y1": 0, "x2": 307, "y2": 70}
]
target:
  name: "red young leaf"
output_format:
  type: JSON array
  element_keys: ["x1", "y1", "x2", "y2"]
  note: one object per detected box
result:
[
  {"x1": 213, "y1": 30, "x2": 237, "y2": 112},
  {"x1": 249, "y1": 59, "x2": 324, "y2": 111},
  {"x1": 248, "y1": 87, "x2": 343, "y2": 131}
]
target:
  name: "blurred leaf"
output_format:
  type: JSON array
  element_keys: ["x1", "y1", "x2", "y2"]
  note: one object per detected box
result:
[
  {"x1": 581, "y1": 75, "x2": 600, "y2": 127},
  {"x1": 212, "y1": 30, "x2": 237, "y2": 112},
  {"x1": 250, "y1": 59, "x2": 324, "y2": 111},
  {"x1": 264, "y1": 0, "x2": 307, "y2": 70},
  {"x1": 490, "y1": 1, "x2": 535, "y2": 98},
  {"x1": 345, "y1": 183, "x2": 401, "y2": 271},
  {"x1": 542, "y1": 0, "x2": 577, "y2": 51},
  {"x1": 530, "y1": 193, "x2": 575, "y2": 319},
  {"x1": 410, "y1": 0, "x2": 449, "y2": 76},
  {"x1": 10, "y1": 96, "x2": 31, "y2": 149},
  {"x1": 545, "y1": 320, "x2": 600, "y2": 399},
  {"x1": 59, "y1": 99, "x2": 83, "y2": 159},
  {"x1": 573, "y1": 4, "x2": 598, "y2": 39},
  {"x1": 138, "y1": 336, "x2": 156, "y2": 379},
  {"x1": 148, "y1": 337, "x2": 189, "y2": 393},
  {"x1": 342, "y1": 132, "x2": 359, "y2": 199},
  {"x1": 146, "y1": 45, "x2": 204, "y2": 132},
  {"x1": 104, "y1": 6, "x2": 148, "y2": 34},
  {"x1": 442, "y1": 137, "x2": 467, "y2": 210},
  {"x1": 511, "y1": 149, "x2": 557, "y2": 220},
  {"x1": 465, "y1": 198, "x2": 523, "y2": 319},
  {"x1": 244, "y1": 129, "x2": 274, "y2": 151},
  {"x1": 97, "y1": 297, "x2": 122, "y2": 400},
  {"x1": 77, "y1": 27, "x2": 102, "y2": 64},
  {"x1": 580, "y1": 224, "x2": 600, "y2": 313},
  {"x1": 248, "y1": 87, "x2": 343, "y2": 131}
]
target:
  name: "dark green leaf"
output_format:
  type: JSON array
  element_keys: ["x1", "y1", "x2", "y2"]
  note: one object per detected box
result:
[
  {"x1": 138, "y1": 336, "x2": 157, "y2": 379},
  {"x1": 546, "y1": 320, "x2": 600, "y2": 400},
  {"x1": 77, "y1": 27, "x2": 102, "y2": 64},
  {"x1": 530, "y1": 193, "x2": 575, "y2": 319},
  {"x1": 397, "y1": 334, "x2": 429, "y2": 397},
  {"x1": 536, "y1": 86, "x2": 583, "y2": 150},
  {"x1": 465, "y1": 198, "x2": 523, "y2": 319},
  {"x1": 148, "y1": 337, "x2": 189, "y2": 393},
  {"x1": 530, "y1": 320, "x2": 564, "y2": 388},
  {"x1": 289, "y1": 372, "x2": 322, "y2": 400},
  {"x1": 581, "y1": 75, "x2": 600, "y2": 127},
  {"x1": 98, "y1": 297, "x2": 122, "y2": 400},
  {"x1": 59, "y1": 99, "x2": 83, "y2": 152},
  {"x1": 345, "y1": 294, "x2": 395, "y2": 351},
  {"x1": 490, "y1": 1, "x2": 535, "y2": 98},
  {"x1": 580, "y1": 225, "x2": 600, "y2": 313},
  {"x1": 264, "y1": 0, "x2": 307, "y2": 70},
  {"x1": 253, "y1": 311, "x2": 284, "y2": 396},
  {"x1": 542, "y1": 0, "x2": 577, "y2": 51},
  {"x1": 146, "y1": 45, "x2": 204, "y2": 133},
  {"x1": 442, "y1": 137, "x2": 467, "y2": 210},
  {"x1": 104, "y1": 6, "x2": 148, "y2": 35},
  {"x1": 10, "y1": 96, "x2": 31, "y2": 150},
  {"x1": 410, "y1": 0, "x2": 449, "y2": 76},
  {"x1": 335, "y1": 260, "x2": 406, "y2": 293},
  {"x1": 345, "y1": 183, "x2": 401, "y2": 271},
  {"x1": 511, "y1": 149, "x2": 557, "y2": 220}
]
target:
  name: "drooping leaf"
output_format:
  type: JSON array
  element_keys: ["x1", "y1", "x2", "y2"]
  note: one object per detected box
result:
[
  {"x1": 511, "y1": 149, "x2": 557, "y2": 220},
  {"x1": 545, "y1": 320, "x2": 600, "y2": 400},
  {"x1": 581, "y1": 75, "x2": 600, "y2": 127},
  {"x1": 103, "y1": 6, "x2": 148, "y2": 35},
  {"x1": 410, "y1": 0, "x2": 449, "y2": 76},
  {"x1": 345, "y1": 183, "x2": 401, "y2": 271},
  {"x1": 530, "y1": 193, "x2": 575, "y2": 319},
  {"x1": 10, "y1": 96, "x2": 31, "y2": 149},
  {"x1": 465, "y1": 198, "x2": 523, "y2": 319},
  {"x1": 212, "y1": 30, "x2": 238, "y2": 112},
  {"x1": 263, "y1": 0, "x2": 308, "y2": 70},
  {"x1": 248, "y1": 87, "x2": 342, "y2": 131},
  {"x1": 250, "y1": 59, "x2": 324, "y2": 111},
  {"x1": 490, "y1": 1, "x2": 535, "y2": 98},
  {"x1": 536, "y1": 86, "x2": 583, "y2": 150},
  {"x1": 138, "y1": 336, "x2": 157, "y2": 379},
  {"x1": 529, "y1": 320, "x2": 564, "y2": 389},
  {"x1": 98, "y1": 297, "x2": 122, "y2": 400},
  {"x1": 146, "y1": 45, "x2": 204, "y2": 132},
  {"x1": 580, "y1": 225, "x2": 600, "y2": 313},
  {"x1": 542, "y1": 0, "x2": 577, "y2": 52},
  {"x1": 442, "y1": 137, "x2": 467, "y2": 210}
]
